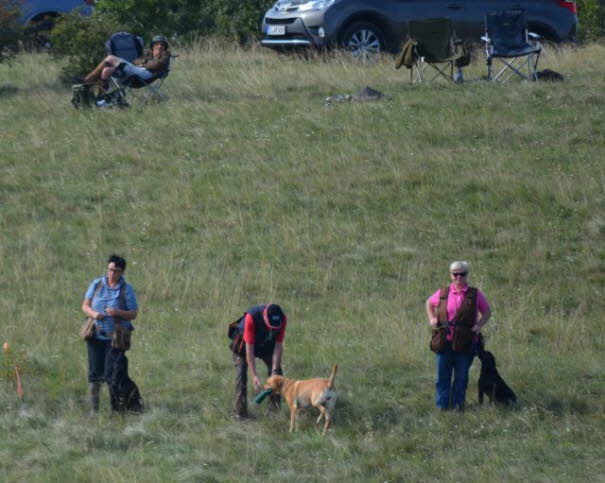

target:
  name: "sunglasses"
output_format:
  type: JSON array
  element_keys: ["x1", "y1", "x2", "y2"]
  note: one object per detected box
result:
[{"x1": 451, "y1": 272, "x2": 468, "y2": 277}]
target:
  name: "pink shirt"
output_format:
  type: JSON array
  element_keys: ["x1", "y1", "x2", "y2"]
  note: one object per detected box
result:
[{"x1": 428, "y1": 284, "x2": 490, "y2": 341}]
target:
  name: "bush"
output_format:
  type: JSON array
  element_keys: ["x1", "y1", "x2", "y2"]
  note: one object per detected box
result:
[
  {"x1": 49, "y1": 12, "x2": 125, "y2": 84},
  {"x1": 577, "y1": 0, "x2": 605, "y2": 41},
  {"x1": 198, "y1": 0, "x2": 275, "y2": 44},
  {"x1": 96, "y1": 0, "x2": 274, "y2": 44},
  {"x1": 0, "y1": 1, "x2": 24, "y2": 64}
]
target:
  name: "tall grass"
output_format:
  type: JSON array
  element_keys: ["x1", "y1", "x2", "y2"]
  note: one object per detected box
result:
[{"x1": 0, "y1": 41, "x2": 604, "y2": 481}]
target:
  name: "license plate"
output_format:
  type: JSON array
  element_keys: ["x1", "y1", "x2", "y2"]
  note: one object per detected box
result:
[{"x1": 267, "y1": 25, "x2": 286, "y2": 35}]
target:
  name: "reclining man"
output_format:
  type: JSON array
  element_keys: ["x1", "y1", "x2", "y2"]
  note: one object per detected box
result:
[{"x1": 84, "y1": 35, "x2": 171, "y2": 89}]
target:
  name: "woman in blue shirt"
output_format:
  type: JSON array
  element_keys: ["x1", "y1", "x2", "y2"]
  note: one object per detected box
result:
[{"x1": 82, "y1": 254, "x2": 138, "y2": 413}]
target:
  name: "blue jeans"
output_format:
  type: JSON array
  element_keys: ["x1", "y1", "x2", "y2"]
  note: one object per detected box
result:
[{"x1": 435, "y1": 342, "x2": 475, "y2": 409}]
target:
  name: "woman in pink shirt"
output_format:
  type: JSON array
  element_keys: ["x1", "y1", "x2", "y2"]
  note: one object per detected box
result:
[{"x1": 425, "y1": 261, "x2": 491, "y2": 410}]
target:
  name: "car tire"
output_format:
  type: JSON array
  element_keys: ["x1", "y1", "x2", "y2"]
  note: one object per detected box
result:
[{"x1": 340, "y1": 21, "x2": 387, "y2": 61}]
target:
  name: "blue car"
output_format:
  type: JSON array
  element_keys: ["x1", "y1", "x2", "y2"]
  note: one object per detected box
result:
[{"x1": 16, "y1": 0, "x2": 94, "y2": 47}]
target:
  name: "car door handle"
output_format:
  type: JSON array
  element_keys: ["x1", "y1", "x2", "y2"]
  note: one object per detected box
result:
[{"x1": 447, "y1": 3, "x2": 463, "y2": 9}]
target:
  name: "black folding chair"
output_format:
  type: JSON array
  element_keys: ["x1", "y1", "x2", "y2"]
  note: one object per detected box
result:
[
  {"x1": 482, "y1": 9, "x2": 541, "y2": 82},
  {"x1": 408, "y1": 18, "x2": 466, "y2": 83}
]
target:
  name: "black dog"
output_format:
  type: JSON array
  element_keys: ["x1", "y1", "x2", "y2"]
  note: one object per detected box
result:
[
  {"x1": 477, "y1": 349, "x2": 517, "y2": 406},
  {"x1": 106, "y1": 349, "x2": 144, "y2": 413}
]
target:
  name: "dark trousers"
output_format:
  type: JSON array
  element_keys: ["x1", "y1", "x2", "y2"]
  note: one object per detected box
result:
[
  {"x1": 86, "y1": 338, "x2": 112, "y2": 383},
  {"x1": 233, "y1": 352, "x2": 282, "y2": 418}
]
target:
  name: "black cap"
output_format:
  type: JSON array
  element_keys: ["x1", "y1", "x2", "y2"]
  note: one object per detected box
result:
[{"x1": 263, "y1": 304, "x2": 285, "y2": 329}]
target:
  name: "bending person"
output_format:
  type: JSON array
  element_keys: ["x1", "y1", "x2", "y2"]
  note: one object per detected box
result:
[
  {"x1": 84, "y1": 35, "x2": 171, "y2": 89},
  {"x1": 229, "y1": 304, "x2": 287, "y2": 419}
]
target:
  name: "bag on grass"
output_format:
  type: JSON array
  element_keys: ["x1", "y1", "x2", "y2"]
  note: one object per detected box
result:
[{"x1": 71, "y1": 84, "x2": 96, "y2": 109}]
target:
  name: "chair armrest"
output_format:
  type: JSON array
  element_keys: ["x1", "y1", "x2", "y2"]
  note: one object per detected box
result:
[
  {"x1": 481, "y1": 35, "x2": 490, "y2": 43},
  {"x1": 528, "y1": 32, "x2": 540, "y2": 40},
  {"x1": 453, "y1": 38, "x2": 463, "y2": 45}
]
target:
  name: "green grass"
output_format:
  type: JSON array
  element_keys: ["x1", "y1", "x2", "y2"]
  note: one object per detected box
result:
[{"x1": 0, "y1": 41, "x2": 604, "y2": 482}]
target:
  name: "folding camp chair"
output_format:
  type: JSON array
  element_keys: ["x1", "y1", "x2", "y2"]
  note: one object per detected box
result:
[
  {"x1": 408, "y1": 18, "x2": 466, "y2": 83},
  {"x1": 482, "y1": 9, "x2": 541, "y2": 82},
  {"x1": 106, "y1": 54, "x2": 178, "y2": 108}
]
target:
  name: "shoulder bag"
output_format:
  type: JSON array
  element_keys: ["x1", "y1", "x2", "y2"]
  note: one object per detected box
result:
[
  {"x1": 112, "y1": 285, "x2": 132, "y2": 351},
  {"x1": 429, "y1": 286, "x2": 449, "y2": 353},
  {"x1": 80, "y1": 281, "x2": 103, "y2": 340}
]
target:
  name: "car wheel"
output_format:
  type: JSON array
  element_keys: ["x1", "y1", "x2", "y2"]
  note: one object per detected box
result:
[{"x1": 341, "y1": 21, "x2": 386, "y2": 62}]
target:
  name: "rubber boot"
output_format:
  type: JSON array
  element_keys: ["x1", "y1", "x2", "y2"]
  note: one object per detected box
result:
[{"x1": 89, "y1": 382, "x2": 101, "y2": 414}]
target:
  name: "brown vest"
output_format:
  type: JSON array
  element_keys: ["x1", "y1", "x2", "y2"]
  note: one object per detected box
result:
[{"x1": 437, "y1": 286, "x2": 478, "y2": 327}]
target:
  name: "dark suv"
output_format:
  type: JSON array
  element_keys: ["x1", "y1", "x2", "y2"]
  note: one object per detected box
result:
[{"x1": 261, "y1": 0, "x2": 577, "y2": 57}]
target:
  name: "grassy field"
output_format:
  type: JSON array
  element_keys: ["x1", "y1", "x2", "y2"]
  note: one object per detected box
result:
[{"x1": 0, "y1": 41, "x2": 604, "y2": 482}]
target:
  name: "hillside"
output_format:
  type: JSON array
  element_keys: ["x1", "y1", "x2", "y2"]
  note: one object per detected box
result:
[{"x1": 0, "y1": 42, "x2": 604, "y2": 481}]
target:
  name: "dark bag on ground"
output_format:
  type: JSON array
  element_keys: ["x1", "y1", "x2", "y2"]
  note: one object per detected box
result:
[
  {"x1": 452, "y1": 322, "x2": 474, "y2": 353},
  {"x1": 430, "y1": 327, "x2": 447, "y2": 353},
  {"x1": 71, "y1": 84, "x2": 96, "y2": 109},
  {"x1": 106, "y1": 349, "x2": 144, "y2": 413},
  {"x1": 455, "y1": 42, "x2": 472, "y2": 68}
]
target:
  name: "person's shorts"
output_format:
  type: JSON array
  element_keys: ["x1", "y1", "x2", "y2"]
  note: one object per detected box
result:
[{"x1": 120, "y1": 61, "x2": 153, "y2": 81}]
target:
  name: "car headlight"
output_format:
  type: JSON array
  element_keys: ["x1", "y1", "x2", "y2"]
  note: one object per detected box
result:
[
  {"x1": 298, "y1": 0, "x2": 335, "y2": 12},
  {"x1": 272, "y1": 0, "x2": 335, "y2": 13}
]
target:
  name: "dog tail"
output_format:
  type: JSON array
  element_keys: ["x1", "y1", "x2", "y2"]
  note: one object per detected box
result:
[{"x1": 328, "y1": 364, "x2": 338, "y2": 389}]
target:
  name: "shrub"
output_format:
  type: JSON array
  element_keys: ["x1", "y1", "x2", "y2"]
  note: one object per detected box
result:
[
  {"x1": 0, "y1": 1, "x2": 24, "y2": 64},
  {"x1": 96, "y1": 0, "x2": 275, "y2": 44},
  {"x1": 49, "y1": 12, "x2": 125, "y2": 84},
  {"x1": 577, "y1": 0, "x2": 605, "y2": 41},
  {"x1": 199, "y1": 0, "x2": 275, "y2": 44}
]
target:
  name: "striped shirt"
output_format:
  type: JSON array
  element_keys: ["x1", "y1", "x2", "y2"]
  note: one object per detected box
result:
[{"x1": 85, "y1": 276, "x2": 138, "y2": 340}]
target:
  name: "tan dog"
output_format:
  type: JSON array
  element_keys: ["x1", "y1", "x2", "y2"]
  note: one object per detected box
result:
[{"x1": 264, "y1": 365, "x2": 338, "y2": 435}]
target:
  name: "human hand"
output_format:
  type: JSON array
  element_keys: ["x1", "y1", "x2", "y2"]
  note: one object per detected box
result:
[
  {"x1": 252, "y1": 375, "x2": 261, "y2": 392},
  {"x1": 429, "y1": 317, "x2": 439, "y2": 328},
  {"x1": 106, "y1": 307, "x2": 119, "y2": 317},
  {"x1": 472, "y1": 323, "x2": 482, "y2": 333},
  {"x1": 95, "y1": 311, "x2": 105, "y2": 320}
]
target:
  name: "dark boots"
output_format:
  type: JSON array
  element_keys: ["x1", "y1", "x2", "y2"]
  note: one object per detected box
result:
[{"x1": 89, "y1": 382, "x2": 101, "y2": 414}]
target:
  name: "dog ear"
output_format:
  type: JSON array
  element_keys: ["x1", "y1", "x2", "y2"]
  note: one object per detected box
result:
[{"x1": 272, "y1": 375, "x2": 284, "y2": 391}]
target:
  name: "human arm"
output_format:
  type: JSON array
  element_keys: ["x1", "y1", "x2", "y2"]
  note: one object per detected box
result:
[
  {"x1": 271, "y1": 342, "x2": 283, "y2": 375},
  {"x1": 82, "y1": 299, "x2": 105, "y2": 320},
  {"x1": 473, "y1": 306, "x2": 491, "y2": 333},
  {"x1": 136, "y1": 52, "x2": 170, "y2": 72},
  {"x1": 426, "y1": 289, "x2": 442, "y2": 328},
  {"x1": 105, "y1": 283, "x2": 138, "y2": 320},
  {"x1": 472, "y1": 290, "x2": 491, "y2": 333},
  {"x1": 245, "y1": 343, "x2": 261, "y2": 391},
  {"x1": 105, "y1": 307, "x2": 138, "y2": 320}
]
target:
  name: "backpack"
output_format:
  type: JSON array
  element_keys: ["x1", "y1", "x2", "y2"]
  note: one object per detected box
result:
[{"x1": 71, "y1": 84, "x2": 96, "y2": 109}]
